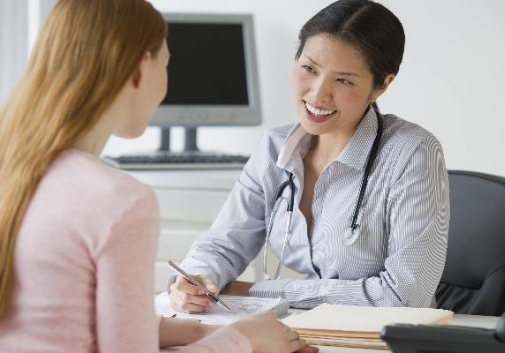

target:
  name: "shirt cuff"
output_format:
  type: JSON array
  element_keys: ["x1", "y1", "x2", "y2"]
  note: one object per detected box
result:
[
  {"x1": 166, "y1": 269, "x2": 221, "y2": 293},
  {"x1": 166, "y1": 273, "x2": 177, "y2": 293},
  {"x1": 249, "y1": 279, "x2": 291, "y2": 298}
]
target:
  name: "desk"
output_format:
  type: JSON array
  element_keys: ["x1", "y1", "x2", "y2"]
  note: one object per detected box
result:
[{"x1": 161, "y1": 314, "x2": 499, "y2": 352}]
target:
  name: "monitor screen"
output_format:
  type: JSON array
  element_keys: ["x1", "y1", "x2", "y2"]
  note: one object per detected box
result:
[
  {"x1": 163, "y1": 23, "x2": 248, "y2": 106},
  {"x1": 150, "y1": 13, "x2": 261, "y2": 129}
]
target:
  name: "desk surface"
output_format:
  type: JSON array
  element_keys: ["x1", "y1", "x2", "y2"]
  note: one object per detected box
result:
[
  {"x1": 128, "y1": 169, "x2": 241, "y2": 190},
  {"x1": 161, "y1": 314, "x2": 499, "y2": 352}
]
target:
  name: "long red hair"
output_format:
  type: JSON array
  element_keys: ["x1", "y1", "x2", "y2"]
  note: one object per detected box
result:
[{"x1": 0, "y1": 0, "x2": 167, "y2": 317}]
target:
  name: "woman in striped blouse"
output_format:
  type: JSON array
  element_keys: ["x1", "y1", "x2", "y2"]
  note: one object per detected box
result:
[{"x1": 169, "y1": 0, "x2": 449, "y2": 311}]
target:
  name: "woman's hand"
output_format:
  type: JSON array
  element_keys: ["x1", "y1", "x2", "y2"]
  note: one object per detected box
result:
[
  {"x1": 169, "y1": 275, "x2": 218, "y2": 313},
  {"x1": 231, "y1": 312, "x2": 319, "y2": 353}
]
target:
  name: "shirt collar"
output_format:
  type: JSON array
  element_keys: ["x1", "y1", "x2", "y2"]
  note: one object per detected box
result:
[
  {"x1": 338, "y1": 107, "x2": 379, "y2": 171},
  {"x1": 276, "y1": 124, "x2": 311, "y2": 172},
  {"x1": 276, "y1": 107, "x2": 379, "y2": 172}
]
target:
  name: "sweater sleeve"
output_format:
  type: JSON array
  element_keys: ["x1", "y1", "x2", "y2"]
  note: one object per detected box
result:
[{"x1": 95, "y1": 186, "x2": 160, "y2": 353}]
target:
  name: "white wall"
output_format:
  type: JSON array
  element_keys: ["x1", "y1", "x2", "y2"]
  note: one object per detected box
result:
[
  {"x1": 378, "y1": 0, "x2": 505, "y2": 176},
  {"x1": 4, "y1": 0, "x2": 505, "y2": 176},
  {"x1": 0, "y1": 0, "x2": 27, "y2": 103},
  {"x1": 108, "y1": 0, "x2": 505, "y2": 176}
]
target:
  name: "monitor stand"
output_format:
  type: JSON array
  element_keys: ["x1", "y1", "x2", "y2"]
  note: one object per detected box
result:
[
  {"x1": 158, "y1": 127, "x2": 201, "y2": 153},
  {"x1": 159, "y1": 128, "x2": 171, "y2": 152}
]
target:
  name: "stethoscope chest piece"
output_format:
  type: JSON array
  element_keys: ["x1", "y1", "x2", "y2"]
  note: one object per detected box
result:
[{"x1": 343, "y1": 226, "x2": 361, "y2": 246}]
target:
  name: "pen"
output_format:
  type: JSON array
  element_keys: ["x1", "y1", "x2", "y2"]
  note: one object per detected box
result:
[{"x1": 167, "y1": 260, "x2": 232, "y2": 312}]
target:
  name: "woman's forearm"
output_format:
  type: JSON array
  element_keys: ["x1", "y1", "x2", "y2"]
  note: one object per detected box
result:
[{"x1": 159, "y1": 316, "x2": 217, "y2": 348}]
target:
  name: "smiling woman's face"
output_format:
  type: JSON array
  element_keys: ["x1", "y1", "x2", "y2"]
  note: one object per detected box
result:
[{"x1": 292, "y1": 33, "x2": 384, "y2": 137}]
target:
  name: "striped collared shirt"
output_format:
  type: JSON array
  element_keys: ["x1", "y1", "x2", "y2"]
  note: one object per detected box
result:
[{"x1": 176, "y1": 108, "x2": 449, "y2": 309}]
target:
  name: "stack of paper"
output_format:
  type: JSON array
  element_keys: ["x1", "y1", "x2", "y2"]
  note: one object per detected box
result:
[
  {"x1": 155, "y1": 292, "x2": 289, "y2": 325},
  {"x1": 282, "y1": 304, "x2": 453, "y2": 350}
]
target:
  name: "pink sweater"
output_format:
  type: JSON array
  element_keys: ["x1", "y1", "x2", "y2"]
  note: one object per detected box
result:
[{"x1": 0, "y1": 149, "x2": 251, "y2": 353}]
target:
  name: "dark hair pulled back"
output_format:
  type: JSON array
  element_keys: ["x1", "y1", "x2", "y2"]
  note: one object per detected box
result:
[{"x1": 296, "y1": 0, "x2": 405, "y2": 88}]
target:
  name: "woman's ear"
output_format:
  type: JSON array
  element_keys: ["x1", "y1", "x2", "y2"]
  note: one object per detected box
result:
[
  {"x1": 371, "y1": 74, "x2": 395, "y2": 102},
  {"x1": 132, "y1": 51, "x2": 152, "y2": 89}
]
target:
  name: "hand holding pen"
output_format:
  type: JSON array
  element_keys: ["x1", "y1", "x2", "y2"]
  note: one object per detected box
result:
[{"x1": 167, "y1": 260, "x2": 232, "y2": 313}]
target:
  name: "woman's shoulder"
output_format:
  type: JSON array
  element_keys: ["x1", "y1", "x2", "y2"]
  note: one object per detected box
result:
[
  {"x1": 268, "y1": 123, "x2": 297, "y2": 137},
  {"x1": 250, "y1": 124, "x2": 296, "y2": 157},
  {"x1": 241, "y1": 124, "x2": 298, "y2": 181},
  {"x1": 48, "y1": 149, "x2": 156, "y2": 206},
  {"x1": 382, "y1": 114, "x2": 442, "y2": 151},
  {"x1": 265, "y1": 123, "x2": 303, "y2": 152},
  {"x1": 26, "y1": 149, "x2": 158, "y2": 259},
  {"x1": 262, "y1": 123, "x2": 297, "y2": 143},
  {"x1": 380, "y1": 114, "x2": 446, "y2": 180}
]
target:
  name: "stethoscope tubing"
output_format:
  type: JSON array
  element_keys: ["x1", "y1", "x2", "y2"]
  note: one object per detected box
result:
[
  {"x1": 263, "y1": 172, "x2": 295, "y2": 280},
  {"x1": 349, "y1": 108, "x2": 384, "y2": 232}
]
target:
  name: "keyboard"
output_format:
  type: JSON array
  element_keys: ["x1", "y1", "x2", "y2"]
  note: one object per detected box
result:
[{"x1": 102, "y1": 152, "x2": 250, "y2": 170}]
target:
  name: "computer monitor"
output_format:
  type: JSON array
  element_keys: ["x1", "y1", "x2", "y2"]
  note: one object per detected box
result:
[{"x1": 152, "y1": 12, "x2": 262, "y2": 152}]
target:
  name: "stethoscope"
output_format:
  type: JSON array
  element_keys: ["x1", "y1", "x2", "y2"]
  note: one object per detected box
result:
[{"x1": 263, "y1": 108, "x2": 384, "y2": 280}]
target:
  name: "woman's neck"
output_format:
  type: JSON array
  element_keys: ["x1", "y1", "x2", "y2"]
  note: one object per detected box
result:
[
  {"x1": 73, "y1": 109, "x2": 118, "y2": 158},
  {"x1": 310, "y1": 130, "x2": 352, "y2": 169}
]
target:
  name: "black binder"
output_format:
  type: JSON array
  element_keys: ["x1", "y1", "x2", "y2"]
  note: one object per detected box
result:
[{"x1": 381, "y1": 314, "x2": 505, "y2": 353}]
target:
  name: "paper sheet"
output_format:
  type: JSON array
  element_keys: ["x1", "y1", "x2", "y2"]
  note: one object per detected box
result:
[
  {"x1": 282, "y1": 303, "x2": 453, "y2": 333},
  {"x1": 155, "y1": 292, "x2": 289, "y2": 325}
]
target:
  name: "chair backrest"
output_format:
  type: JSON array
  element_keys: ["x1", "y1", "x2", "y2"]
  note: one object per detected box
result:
[{"x1": 436, "y1": 170, "x2": 505, "y2": 316}]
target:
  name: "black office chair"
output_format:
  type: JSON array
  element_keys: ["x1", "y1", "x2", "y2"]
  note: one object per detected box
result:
[{"x1": 435, "y1": 170, "x2": 505, "y2": 316}]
